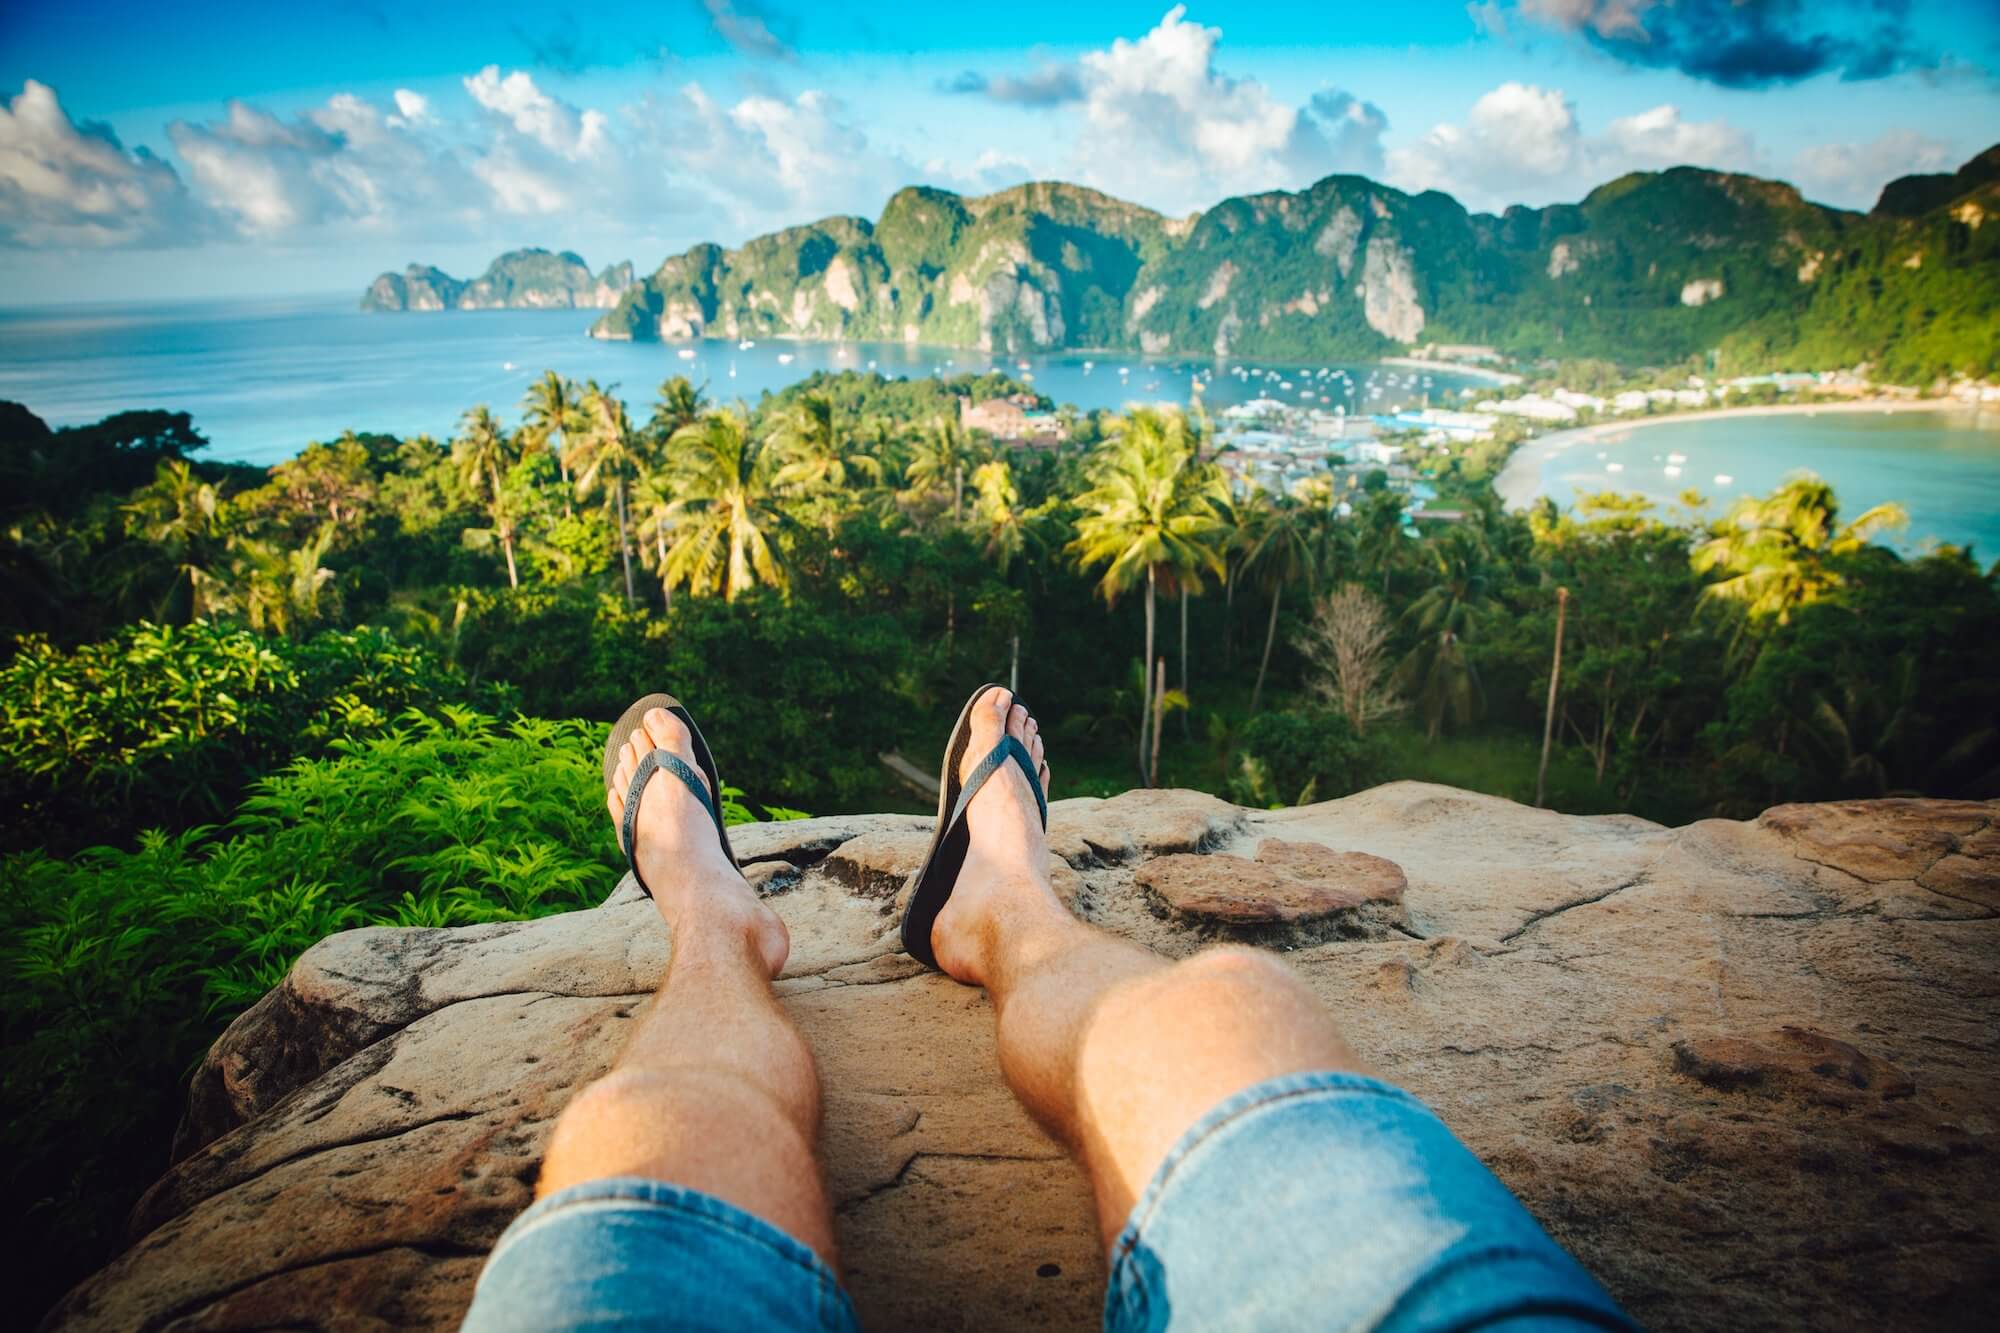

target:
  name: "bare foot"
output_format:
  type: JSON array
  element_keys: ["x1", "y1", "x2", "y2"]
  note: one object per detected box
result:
[
  {"x1": 607, "y1": 706, "x2": 789, "y2": 977},
  {"x1": 928, "y1": 688, "x2": 1073, "y2": 986}
]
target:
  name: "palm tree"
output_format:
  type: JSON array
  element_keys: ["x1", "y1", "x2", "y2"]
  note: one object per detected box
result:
[
  {"x1": 1693, "y1": 475, "x2": 1906, "y2": 626},
  {"x1": 631, "y1": 466, "x2": 677, "y2": 614},
  {"x1": 234, "y1": 524, "x2": 337, "y2": 638},
  {"x1": 970, "y1": 458, "x2": 1048, "y2": 692},
  {"x1": 1356, "y1": 489, "x2": 1409, "y2": 598},
  {"x1": 451, "y1": 405, "x2": 520, "y2": 588},
  {"x1": 905, "y1": 414, "x2": 981, "y2": 523},
  {"x1": 662, "y1": 409, "x2": 790, "y2": 601},
  {"x1": 771, "y1": 391, "x2": 884, "y2": 504},
  {"x1": 648, "y1": 375, "x2": 706, "y2": 445},
  {"x1": 1240, "y1": 493, "x2": 1318, "y2": 714},
  {"x1": 1393, "y1": 527, "x2": 1493, "y2": 740},
  {"x1": 570, "y1": 382, "x2": 648, "y2": 605},
  {"x1": 1068, "y1": 408, "x2": 1228, "y2": 782},
  {"x1": 123, "y1": 459, "x2": 230, "y2": 619},
  {"x1": 522, "y1": 371, "x2": 581, "y2": 503}
]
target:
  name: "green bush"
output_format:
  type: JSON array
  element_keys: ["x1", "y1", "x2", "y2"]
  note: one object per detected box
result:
[
  {"x1": 0, "y1": 621, "x2": 508, "y2": 853},
  {"x1": 1, "y1": 706, "x2": 792, "y2": 1317},
  {"x1": 1228, "y1": 708, "x2": 1385, "y2": 807}
]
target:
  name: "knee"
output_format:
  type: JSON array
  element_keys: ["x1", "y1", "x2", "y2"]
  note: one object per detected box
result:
[{"x1": 1170, "y1": 946, "x2": 1309, "y2": 1005}]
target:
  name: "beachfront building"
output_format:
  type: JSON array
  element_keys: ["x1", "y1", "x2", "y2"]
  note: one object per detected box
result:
[
  {"x1": 1372, "y1": 407, "x2": 1498, "y2": 442},
  {"x1": 1476, "y1": 393, "x2": 1581, "y2": 424},
  {"x1": 960, "y1": 393, "x2": 1068, "y2": 447}
]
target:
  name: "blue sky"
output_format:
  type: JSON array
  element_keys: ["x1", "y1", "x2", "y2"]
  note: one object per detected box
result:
[{"x1": 2, "y1": 1, "x2": 1995, "y2": 302}]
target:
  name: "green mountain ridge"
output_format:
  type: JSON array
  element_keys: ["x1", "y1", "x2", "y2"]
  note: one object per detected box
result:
[
  {"x1": 367, "y1": 152, "x2": 1999, "y2": 380},
  {"x1": 362, "y1": 248, "x2": 634, "y2": 312}
]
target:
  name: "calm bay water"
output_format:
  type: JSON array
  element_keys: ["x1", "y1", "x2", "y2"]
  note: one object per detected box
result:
[
  {"x1": 1527, "y1": 410, "x2": 2000, "y2": 557},
  {"x1": 0, "y1": 295, "x2": 1474, "y2": 465},
  {"x1": 6, "y1": 296, "x2": 1996, "y2": 557}
]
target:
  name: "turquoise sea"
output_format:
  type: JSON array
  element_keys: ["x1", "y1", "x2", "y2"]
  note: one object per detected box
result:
[
  {"x1": 0, "y1": 295, "x2": 1476, "y2": 464},
  {"x1": 1526, "y1": 410, "x2": 2000, "y2": 558},
  {"x1": 5, "y1": 296, "x2": 1996, "y2": 557}
]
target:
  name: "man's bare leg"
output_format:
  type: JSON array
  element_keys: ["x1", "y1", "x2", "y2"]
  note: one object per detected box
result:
[
  {"x1": 536, "y1": 707, "x2": 837, "y2": 1265},
  {"x1": 927, "y1": 688, "x2": 1366, "y2": 1247}
]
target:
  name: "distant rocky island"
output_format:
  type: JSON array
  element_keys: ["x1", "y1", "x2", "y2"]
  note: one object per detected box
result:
[
  {"x1": 362, "y1": 147, "x2": 1997, "y2": 380},
  {"x1": 362, "y1": 249, "x2": 633, "y2": 312}
]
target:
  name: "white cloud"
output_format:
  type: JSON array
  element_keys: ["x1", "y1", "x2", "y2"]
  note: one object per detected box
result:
[
  {"x1": 0, "y1": 79, "x2": 202, "y2": 247},
  {"x1": 1044, "y1": 6, "x2": 1386, "y2": 210},
  {"x1": 391, "y1": 90, "x2": 431, "y2": 125},
  {"x1": 167, "y1": 93, "x2": 475, "y2": 234},
  {"x1": 1388, "y1": 82, "x2": 1580, "y2": 204},
  {"x1": 646, "y1": 84, "x2": 912, "y2": 228},
  {"x1": 1601, "y1": 103, "x2": 1754, "y2": 170},
  {"x1": 463, "y1": 66, "x2": 608, "y2": 162},
  {"x1": 1387, "y1": 83, "x2": 1760, "y2": 210},
  {"x1": 1791, "y1": 130, "x2": 1955, "y2": 208}
]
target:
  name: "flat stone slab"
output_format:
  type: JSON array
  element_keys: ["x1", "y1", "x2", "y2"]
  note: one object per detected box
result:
[
  {"x1": 49, "y1": 784, "x2": 2000, "y2": 1332},
  {"x1": 1135, "y1": 838, "x2": 1407, "y2": 932}
]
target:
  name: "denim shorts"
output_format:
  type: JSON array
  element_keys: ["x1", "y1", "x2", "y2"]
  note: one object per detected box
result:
[{"x1": 461, "y1": 1071, "x2": 1633, "y2": 1331}]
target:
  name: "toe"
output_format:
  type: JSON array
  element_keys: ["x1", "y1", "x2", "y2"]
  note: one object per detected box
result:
[
  {"x1": 1007, "y1": 702, "x2": 1030, "y2": 743},
  {"x1": 961, "y1": 687, "x2": 1012, "y2": 783}
]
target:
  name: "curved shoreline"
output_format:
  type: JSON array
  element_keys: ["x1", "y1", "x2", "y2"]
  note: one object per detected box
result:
[
  {"x1": 1491, "y1": 399, "x2": 1974, "y2": 510},
  {"x1": 1377, "y1": 355, "x2": 1522, "y2": 386}
]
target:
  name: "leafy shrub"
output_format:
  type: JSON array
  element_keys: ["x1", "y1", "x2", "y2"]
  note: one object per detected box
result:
[
  {"x1": 454, "y1": 587, "x2": 916, "y2": 807},
  {"x1": 1, "y1": 706, "x2": 794, "y2": 1316},
  {"x1": 1228, "y1": 708, "x2": 1385, "y2": 807},
  {"x1": 0, "y1": 621, "x2": 508, "y2": 853}
]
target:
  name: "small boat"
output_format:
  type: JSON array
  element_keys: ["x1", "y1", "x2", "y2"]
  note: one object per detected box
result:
[
  {"x1": 738, "y1": 339, "x2": 755, "y2": 350},
  {"x1": 1714, "y1": 473, "x2": 1734, "y2": 485},
  {"x1": 677, "y1": 348, "x2": 696, "y2": 360},
  {"x1": 1664, "y1": 465, "x2": 1681, "y2": 478},
  {"x1": 777, "y1": 352, "x2": 794, "y2": 365},
  {"x1": 1606, "y1": 462, "x2": 1624, "y2": 473},
  {"x1": 502, "y1": 361, "x2": 516, "y2": 371},
  {"x1": 866, "y1": 360, "x2": 877, "y2": 370},
  {"x1": 1083, "y1": 360, "x2": 1095, "y2": 371},
  {"x1": 1279, "y1": 380, "x2": 1293, "y2": 390},
  {"x1": 1667, "y1": 452, "x2": 1687, "y2": 464},
  {"x1": 1119, "y1": 366, "x2": 1131, "y2": 375},
  {"x1": 727, "y1": 362, "x2": 737, "y2": 378},
  {"x1": 1017, "y1": 360, "x2": 1031, "y2": 371}
]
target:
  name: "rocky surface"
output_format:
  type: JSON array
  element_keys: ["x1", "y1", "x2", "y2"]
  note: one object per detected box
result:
[
  {"x1": 362, "y1": 249, "x2": 632, "y2": 312},
  {"x1": 50, "y1": 785, "x2": 2000, "y2": 1330}
]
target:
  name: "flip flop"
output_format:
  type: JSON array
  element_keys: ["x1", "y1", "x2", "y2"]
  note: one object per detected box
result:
[
  {"x1": 602, "y1": 693, "x2": 739, "y2": 898},
  {"x1": 899, "y1": 683, "x2": 1049, "y2": 970}
]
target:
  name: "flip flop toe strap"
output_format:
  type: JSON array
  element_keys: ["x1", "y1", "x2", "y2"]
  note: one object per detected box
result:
[
  {"x1": 949, "y1": 735, "x2": 1047, "y2": 832},
  {"x1": 620, "y1": 748, "x2": 719, "y2": 890}
]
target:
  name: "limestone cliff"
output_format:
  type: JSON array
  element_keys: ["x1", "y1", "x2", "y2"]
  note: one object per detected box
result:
[
  {"x1": 47, "y1": 785, "x2": 2000, "y2": 1330},
  {"x1": 578, "y1": 146, "x2": 1999, "y2": 377},
  {"x1": 362, "y1": 249, "x2": 633, "y2": 312}
]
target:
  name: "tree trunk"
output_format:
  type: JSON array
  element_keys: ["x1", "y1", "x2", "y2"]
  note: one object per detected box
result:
[
  {"x1": 558, "y1": 432, "x2": 573, "y2": 516},
  {"x1": 1009, "y1": 633, "x2": 1019, "y2": 695},
  {"x1": 1138, "y1": 565, "x2": 1156, "y2": 784},
  {"x1": 1535, "y1": 586, "x2": 1568, "y2": 809},
  {"x1": 615, "y1": 476, "x2": 635, "y2": 605},
  {"x1": 1223, "y1": 569, "x2": 1235, "y2": 670},
  {"x1": 946, "y1": 588, "x2": 956, "y2": 664},
  {"x1": 490, "y1": 459, "x2": 518, "y2": 589},
  {"x1": 953, "y1": 465, "x2": 963, "y2": 523},
  {"x1": 1150, "y1": 656, "x2": 1166, "y2": 788},
  {"x1": 657, "y1": 534, "x2": 672, "y2": 613},
  {"x1": 1251, "y1": 584, "x2": 1281, "y2": 714},
  {"x1": 1179, "y1": 584, "x2": 1191, "y2": 740}
]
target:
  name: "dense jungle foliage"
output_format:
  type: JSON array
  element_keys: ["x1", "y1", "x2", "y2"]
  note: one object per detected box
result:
[{"x1": 4, "y1": 368, "x2": 1997, "y2": 1312}]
